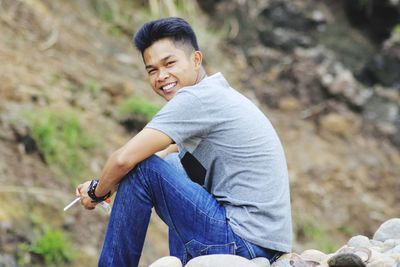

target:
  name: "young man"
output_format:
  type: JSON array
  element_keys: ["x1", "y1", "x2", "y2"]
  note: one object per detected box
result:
[{"x1": 76, "y1": 17, "x2": 292, "y2": 266}]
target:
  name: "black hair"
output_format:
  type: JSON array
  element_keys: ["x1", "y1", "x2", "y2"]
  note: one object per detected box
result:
[{"x1": 133, "y1": 17, "x2": 200, "y2": 55}]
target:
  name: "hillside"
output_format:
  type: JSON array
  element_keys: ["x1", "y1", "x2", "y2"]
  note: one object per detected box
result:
[{"x1": 0, "y1": 0, "x2": 399, "y2": 266}]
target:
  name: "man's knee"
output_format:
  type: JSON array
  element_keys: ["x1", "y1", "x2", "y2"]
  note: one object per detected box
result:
[{"x1": 121, "y1": 155, "x2": 165, "y2": 187}]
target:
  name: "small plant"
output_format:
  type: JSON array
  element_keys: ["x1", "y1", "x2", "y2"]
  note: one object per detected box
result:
[
  {"x1": 300, "y1": 220, "x2": 337, "y2": 253},
  {"x1": 25, "y1": 108, "x2": 95, "y2": 181},
  {"x1": 84, "y1": 79, "x2": 102, "y2": 95},
  {"x1": 92, "y1": 0, "x2": 136, "y2": 36},
  {"x1": 394, "y1": 24, "x2": 400, "y2": 34},
  {"x1": 94, "y1": 0, "x2": 114, "y2": 23},
  {"x1": 119, "y1": 96, "x2": 160, "y2": 121},
  {"x1": 30, "y1": 228, "x2": 75, "y2": 266},
  {"x1": 66, "y1": 80, "x2": 102, "y2": 95}
]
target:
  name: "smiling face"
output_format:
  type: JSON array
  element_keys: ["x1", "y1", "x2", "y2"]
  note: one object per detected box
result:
[{"x1": 143, "y1": 38, "x2": 203, "y2": 101}]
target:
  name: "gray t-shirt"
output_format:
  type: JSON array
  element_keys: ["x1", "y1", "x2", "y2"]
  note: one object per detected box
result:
[{"x1": 146, "y1": 73, "x2": 292, "y2": 252}]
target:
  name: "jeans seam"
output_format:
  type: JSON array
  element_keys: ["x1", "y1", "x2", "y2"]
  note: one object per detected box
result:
[
  {"x1": 242, "y1": 239, "x2": 256, "y2": 259},
  {"x1": 103, "y1": 191, "x2": 124, "y2": 266}
]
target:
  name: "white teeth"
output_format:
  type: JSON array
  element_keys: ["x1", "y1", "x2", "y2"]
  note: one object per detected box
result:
[{"x1": 162, "y1": 82, "x2": 176, "y2": 91}]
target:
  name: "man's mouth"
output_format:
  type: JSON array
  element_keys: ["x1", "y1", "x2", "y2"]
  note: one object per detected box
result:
[{"x1": 161, "y1": 82, "x2": 177, "y2": 93}]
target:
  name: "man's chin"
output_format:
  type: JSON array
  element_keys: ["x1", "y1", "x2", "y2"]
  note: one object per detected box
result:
[{"x1": 164, "y1": 92, "x2": 178, "y2": 101}]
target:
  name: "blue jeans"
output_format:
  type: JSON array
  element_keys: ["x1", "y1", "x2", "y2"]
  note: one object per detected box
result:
[{"x1": 98, "y1": 154, "x2": 282, "y2": 266}]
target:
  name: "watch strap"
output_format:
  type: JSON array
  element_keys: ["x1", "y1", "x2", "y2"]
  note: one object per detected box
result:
[{"x1": 87, "y1": 179, "x2": 111, "y2": 203}]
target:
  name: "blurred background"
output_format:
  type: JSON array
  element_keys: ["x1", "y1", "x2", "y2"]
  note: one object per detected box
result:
[{"x1": 0, "y1": 0, "x2": 399, "y2": 266}]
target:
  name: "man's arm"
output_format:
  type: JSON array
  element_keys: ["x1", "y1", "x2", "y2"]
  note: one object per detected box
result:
[{"x1": 76, "y1": 128, "x2": 172, "y2": 209}]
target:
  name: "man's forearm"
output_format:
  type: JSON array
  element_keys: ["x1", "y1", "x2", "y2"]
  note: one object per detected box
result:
[
  {"x1": 93, "y1": 128, "x2": 173, "y2": 198},
  {"x1": 94, "y1": 149, "x2": 134, "y2": 197}
]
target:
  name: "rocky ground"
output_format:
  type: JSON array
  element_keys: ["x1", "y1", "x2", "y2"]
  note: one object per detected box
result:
[
  {"x1": 149, "y1": 218, "x2": 400, "y2": 267},
  {"x1": 0, "y1": 0, "x2": 399, "y2": 266}
]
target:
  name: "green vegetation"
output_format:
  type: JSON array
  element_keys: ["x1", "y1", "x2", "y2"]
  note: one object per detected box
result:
[
  {"x1": 337, "y1": 225, "x2": 357, "y2": 236},
  {"x1": 119, "y1": 96, "x2": 160, "y2": 121},
  {"x1": 298, "y1": 220, "x2": 337, "y2": 253},
  {"x1": 394, "y1": 24, "x2": 400, "y2": 34},
  {"x1": 92, "y1": 0, "x2": 138, "y2": 36},
  {"x1": 25, "y1": 108, "x2": 96, "y2": 181},
  {"x1": 66, "y1": 80, "x2": 102, "y2": 95},
  {"x1": 30, "y1": 228, "x2": 75, "y2": 266},
  {"x1": 84, "y1": 79, "x2": 102, "y2": 95},
  {"x1": 17, "y1": 214, "x2": 75, "y2": 267}
]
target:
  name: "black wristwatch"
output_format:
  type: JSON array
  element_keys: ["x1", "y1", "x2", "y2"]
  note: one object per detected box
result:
[{"x1": 87, "y1": 179, "x2": 111, "y2": 203}]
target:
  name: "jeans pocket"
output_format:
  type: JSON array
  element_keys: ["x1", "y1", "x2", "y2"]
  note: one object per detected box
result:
[{"x1": 185, "y1": 239, "x2": 236, "y2": 257}]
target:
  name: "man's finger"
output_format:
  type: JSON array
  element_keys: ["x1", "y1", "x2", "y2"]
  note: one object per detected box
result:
[{"x1": 75, "y1": 186, "x2": 81, "y2": 196}]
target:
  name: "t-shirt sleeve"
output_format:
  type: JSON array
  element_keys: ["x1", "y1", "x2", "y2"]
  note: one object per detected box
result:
[{"x1": 145, "y1": 91, "x2": 211, "y2": 144}]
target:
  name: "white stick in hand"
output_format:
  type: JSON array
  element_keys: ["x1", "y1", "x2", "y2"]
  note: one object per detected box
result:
[{"x1": 63, "y1": 197, "x2": 80, "y2": 211}]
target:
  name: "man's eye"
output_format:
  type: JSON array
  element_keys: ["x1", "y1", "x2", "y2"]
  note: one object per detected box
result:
[
  {"x1": 166, "y1": 61, "x2": 176, "y2": 66},
  {"x1": 148, "y1": 69, "x2": 156, "y2": 75}
]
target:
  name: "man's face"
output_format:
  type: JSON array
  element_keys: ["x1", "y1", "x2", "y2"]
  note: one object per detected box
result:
[{"x1": 143, "y1": 38, "x2": 201, "y2": 101}]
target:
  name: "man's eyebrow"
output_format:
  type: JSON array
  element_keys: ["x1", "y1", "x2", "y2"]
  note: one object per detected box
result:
[{"x1": 145, "y1": 55, "x2": 174, "y2": 69}]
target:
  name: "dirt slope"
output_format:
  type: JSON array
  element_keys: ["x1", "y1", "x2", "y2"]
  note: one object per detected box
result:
[{"x1": 0, "y1": 0, "x2": 399, "y2": 266}]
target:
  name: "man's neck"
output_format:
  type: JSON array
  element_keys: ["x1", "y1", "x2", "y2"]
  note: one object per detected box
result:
[{"x1": 195, "y1": 67, "x2": 207, "y2": 84}]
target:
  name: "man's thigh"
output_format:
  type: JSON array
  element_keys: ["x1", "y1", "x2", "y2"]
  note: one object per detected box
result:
[{"x1": 141, "y1": 154, "x2": 235, "y2": 262}]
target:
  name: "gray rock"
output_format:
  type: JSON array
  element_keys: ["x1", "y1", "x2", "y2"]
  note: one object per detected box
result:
[
  {"x1": 150, "y1": 256, "x2": 182, "y2": 267},
  {"x1": 251, "y1": 257, "x2": 271, "y2": 267},
  {"x1": 300, "y1": 249, "x2": 328, "y2": 263},
  {"x1": 384, "y1": 244, "x2": 400, "y2": 255},
  {"x1": 373, "y1": 218, "x2": 400, "y2": 242},
  {"x1": 348, "y1": 235, "x2": 371, "y2": 248},
  {"x1": 0, "y1": 254, "x2": 17, "y2": 267},
  {"x1": 271, "y1": 259, "x2": 292, "y2": 267},
  {"x1": 381, "y1": 239, "x2": 400, "y2": 253},
  {"x1": 185, "y1": 255, "x2": 258, "y2": 267},
  {"x1": 328, "y1": 253, "x2": 365, "y2": 267},
  {"x1": 366, "y1": 257, "x2": 396, "y2": 267}
]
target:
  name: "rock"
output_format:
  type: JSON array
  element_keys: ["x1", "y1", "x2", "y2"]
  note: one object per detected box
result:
[
  {"x1": 251, "y1": 257, "x2": 271, "y2": 267},
  {"x1": 390, "y1": 253, "x2": 400, "y2": 262},
  {"x1": 336, "y1": 247, "x2": 371, "y2": 263},
  {"x1": 381, "y1": 239, "x2": 400, "y2": 253},
  {"x1": 363, "y1": 96, "x2": 399, "y2": 124},
  {"x1": 348, "y1": 235, "x2": 371, "y2": 248},
  {"x1": 271, "y1": 259, "x2": 292, "y2": 267},
  {"x1": 319, "y1": 113, "x2": 358, "y2": 137},
  {"x1": 366, "y1": 257, "x2": 396, "y2": 267},
  {"x1": 278, "y1": 97, "x2": 301, "y2": 112},
  {"x1": 362, "y1": 36, "x2": 400, "y2": 87},
  {"x1": 185, "y1": 255, "x2": 258, "y2": 267},
  {"x1": 271, "y1": 253, "x2": 320, "y2": 267},
  {"x1": 384, "y1": 244, "x2": 400, "y2": 255},
  {"x1": 300, "y1": 249, "x2": 328, "y2": 262},
  {"x1": 276, "y1": 253, "x2": 294, "y2": 261},
  {"x1": 368, "y1": 249, "x2": 387, "y2": 263},
  {"x1": 149, "y1": 256, "x2": 182, "y2": 267},
  {"x1": 328, "y1": 70, "x2": 355, "y2": 95},
  {"x1": 290, "y1": 253, "x2": 320, "y2": 267},
  {"x1": 327, "y1": 253, "x2": 365, "y2": 267},
  {"x1": 0, "y1": 254, "x2": 17, "y2": 267},
  {"x1": 370, "y1": 240, "x2": 384, "y2": 247},
  {"x1": 373, "y1": 218, "x2": 400, "y2": 241}
]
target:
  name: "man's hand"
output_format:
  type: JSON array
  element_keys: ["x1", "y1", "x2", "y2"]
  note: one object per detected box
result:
[
  {"x1": 156, "y1": 144, "x2": 179, "y2": 158},
  {"x1": 75, "y1": 128, "x2": 172, "y2": 211},
  {"x1": 76, "y1": 181, "x2": 97, "y2": 210}
]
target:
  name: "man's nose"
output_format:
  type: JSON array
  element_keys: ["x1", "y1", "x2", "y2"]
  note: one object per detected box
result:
[{"x1": 157, "y1": 68, "x2": 169, "y2": 81}]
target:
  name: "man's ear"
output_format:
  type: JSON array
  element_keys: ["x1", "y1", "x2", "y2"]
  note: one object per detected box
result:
[{"x1": 193, "y1": 50, "x2": 203, "y2": 70}]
